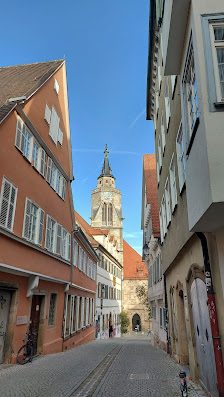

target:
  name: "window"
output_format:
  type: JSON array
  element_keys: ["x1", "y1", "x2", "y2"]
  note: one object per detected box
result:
[
  {"x1": 161, "y1": 195, "x2": 167, "y2": 236},
  {"x1": 156, "y1": 160, "x2": 160, "y2": 184},
  {"x1": 183, "y1": 39, "x2": 199, "y2": 142},
  {"x1": 159, "y1": 208, "x2": 163, "y2": 243},
  {"x1": 44, "y1": 104, "x2": 51, "y2": 125},
  {"x1": 56, "y1": 224, "x2": 62, "y2": 255},
  {"x1": 83, "y1": 252, "x2": 87, "y2": 273},
  {"x1": 161, "y1": 111, "x2": 165, "y2": 153},
  {"x1": 55, "y1": 171, "x2": 62, "y2": 195},
  {"x1": 32, "y1": 140, "x2": 40, "y2": 169},
  {"x1": 156, "y1": 93, "x2": 159, "y2": 119},
  {"x1": 23, "y1": 198, "x2": 44, "y2": 245},
  {"x1": 210, "y1": 23, "x2": 224, "y2": 101},
  {"x1": 171, "y1": 75, "x2": 177, "y2": 97},
  {"x1": 158, "y1": 65, "x2": 162, "y2": 94},
  {"x1": 158, "y1": 136, "x2": 162, "y2": 170},
  {"x1": 160, "y1": 307, "x2": 166, "y2": 329},
  {"x1": 164, "y1": 78, "x2": 170, "y2": 130},
  {"x1": 61, "y1": 177, "x2": 66, "y2": 201},
  {"x1": 39, "y1": 148, "x2": 47, "y2": 178},
  {"x1": 0, "y1": 177, "x2": 17, "y2": 232},
  {"x1": 15, "y1": 118, "x2": 32, "y2": 161},
  {"x1": 54, "y1": 78, "x2": 59, "y2": 95},
  {"x1": 76, "y1": 296, "x2": 80, "y2": 331},
  {"x1": 86, "y1": 298, "x2": 89, "y2": 325},
  {"x1": 152, "y1": 306, "x2": 156, "y2": 320},
  {"x1": 48, "y1": 293, "x2": 57, "y2": 326},
  {"x1": 58, "y1": 128, "x2": 63, "y2": 146},
  {"x1": 79, "y1": 246, "x2": 83, "y2": 270},
  {"x1": 108, "y1": 204, "x2": 112, "y2": 226},
  {"x1": 64, "y1": 295, "x2": 71, "y2": 336},
  {"x1": 73, "y1": 239, "x2": 78, "y2": 267},
  {"x1": 176, "y1": 122, "x2": 186, "y2": 192},
  {"x1": 165, "y1": 179, "x2": 171, "y2": 225},
  {"x1": 169, "y1": 155, "x2": 178, "y2": 212},
  {"x1": 61, "y1": 228, "x2": 71, "y2": 261},
  {"x1": 45, "y1": 215, "x2": 56, "y2": 252},
  {"x1": 49, "y1": 106, "x2": 60, "y2": 144}
]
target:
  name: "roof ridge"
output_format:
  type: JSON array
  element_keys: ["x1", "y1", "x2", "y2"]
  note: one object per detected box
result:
[{"x1": 0, "y1": 59, "x2": 64, "y2": 70}]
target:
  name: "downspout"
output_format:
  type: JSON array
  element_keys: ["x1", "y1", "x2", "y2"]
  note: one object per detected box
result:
[
  {"x1": 163, "y1": 274, "x2": 171, "y2": 355},
  {"x1": 196, "y1": 232, "x2": 224, "y2": 397}
]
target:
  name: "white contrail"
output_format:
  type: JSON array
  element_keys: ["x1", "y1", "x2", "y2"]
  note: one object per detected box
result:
[{"x1": 129, "y1": 107, "x2": 145, "y2": 129}]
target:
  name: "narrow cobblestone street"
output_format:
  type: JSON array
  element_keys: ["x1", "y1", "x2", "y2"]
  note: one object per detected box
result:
[{"x1": 0, "y1": 334, "x2": 206, "y2": 397}]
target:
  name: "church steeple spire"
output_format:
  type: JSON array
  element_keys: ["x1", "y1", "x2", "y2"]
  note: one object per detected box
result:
[{"x1": 98, "y1": 144, "x2": 115, "y2": 179}]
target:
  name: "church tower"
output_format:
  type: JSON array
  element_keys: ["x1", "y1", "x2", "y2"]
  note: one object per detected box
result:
[{"x1": 91, "y1": 145, "x2": 123, "y2": 265}]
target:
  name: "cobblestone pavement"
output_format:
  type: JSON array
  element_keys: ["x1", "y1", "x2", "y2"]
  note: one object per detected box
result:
[{"x1": 0, "y1": 333, "x2": 207, "y2": 397}]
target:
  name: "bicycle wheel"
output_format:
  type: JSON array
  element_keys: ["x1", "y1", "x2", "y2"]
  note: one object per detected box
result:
[{"x1": 17, "y1": 344, "x2": 33, "y2": 365}]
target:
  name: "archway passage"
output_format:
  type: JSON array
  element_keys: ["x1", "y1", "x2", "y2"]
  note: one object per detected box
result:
[{"x1": 132, "y1": 314, "x2": 141, "y2": 331}]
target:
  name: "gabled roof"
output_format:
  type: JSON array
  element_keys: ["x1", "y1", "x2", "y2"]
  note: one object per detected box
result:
[
  {"x1": 143, "y1": 154, "x2": 160, "y2": 238},
  {"x1": 123, "y1": 240, "x2": 148, "y2": 279},
  {"x1": 0, "y1": 60, "x2": 64, "y2": 123}
]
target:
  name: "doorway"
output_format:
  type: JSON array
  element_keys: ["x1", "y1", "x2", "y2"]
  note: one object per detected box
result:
[
  {"x1": 0, "y1": 290, "x2": 11, "y2": 364},
  {"x1": 132, "y1": 314, "x2": 141, "y2": 331},
  {"x1": 191, "y1": 278, "x2": 218, "y2": 397},
  {"x1": 30, "y1": 295, "x2": 44, "y2": 353}
]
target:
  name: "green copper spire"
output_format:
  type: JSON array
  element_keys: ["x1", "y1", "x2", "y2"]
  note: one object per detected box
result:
[{"x1": 98, "y1": 144, "x2": 115, "y2": 179}]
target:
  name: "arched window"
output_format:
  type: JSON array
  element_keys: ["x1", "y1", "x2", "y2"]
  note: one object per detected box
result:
[
  {"x1": 102, "y1": 203, "x2": 107, "y2": 225},
  {"x1": 108, "y1": 203, "x2": 112, "y2": 225}
]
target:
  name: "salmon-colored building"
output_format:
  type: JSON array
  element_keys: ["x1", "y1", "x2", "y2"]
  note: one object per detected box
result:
[{"x1": 0, "y1": 60, "x2": 97, "y2": 364}]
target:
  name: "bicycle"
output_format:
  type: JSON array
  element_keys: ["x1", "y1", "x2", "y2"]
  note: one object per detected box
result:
[
  {"x1": 179, "y1": 371, "x2": 188, "y2": 397},
  {"x1": 17, "y1": 332, "x2": 37, "y2": 365}
]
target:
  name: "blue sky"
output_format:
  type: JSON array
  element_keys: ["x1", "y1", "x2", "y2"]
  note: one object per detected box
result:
[{"x1": 2, "y1": 1, "x2": 155, "y2": 254}]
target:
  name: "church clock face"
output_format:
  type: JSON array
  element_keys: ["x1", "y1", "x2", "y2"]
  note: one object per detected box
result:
[{"x1": 102, "y1": 192, "x2": 112, "y2": 202}]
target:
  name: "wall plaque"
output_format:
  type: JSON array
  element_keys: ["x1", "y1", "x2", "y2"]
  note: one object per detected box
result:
[{"x1": 16, "y1": 316, "x2": 28, "y2": 325}]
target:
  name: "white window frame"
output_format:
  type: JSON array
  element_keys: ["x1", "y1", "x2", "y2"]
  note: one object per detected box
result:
[
  {"x1": 176, "y1": 122, "x2": 186, "y2": 192},
  {"x1": 210, "y1": 22, "x2": 224, "y2": 102},
  {"x1": 45, "y1": 214, "x2": 57, "y2": 253},
  {"x1": 0, "y1": 177, "x2": 17, "y2": 232},
  {"x1": 61, "y1": 228, "x2": 71, "y2": 261},
  {"x1": 164, "y1": 77, "x2": 171, "y2": 130},
  {"x1": 161, "y1": 111, "x2": 166, "y2": 153},
  {"x1": 161, "y1": 195, "x2": 167, "y2": 236},
  {"x1": 44, "y1": 104, "x2": 51, "y2": 125},
  {"x1": 23, "y1": 198, "x2": 45, "y2": 246},
  {"x1": 73, "y1": 239, "x2": 78, "y2": 267},
  {"x1": 183, "y1": 39, "x2": 199, "y2": 142},
  {"x1": 165, "y1": 178, "x2": 171, "y2": 226},
  {"x1": 171, "y1": 75, "x2": 177, "y2": 96},
  {"x1": 159, "y1": 208, "x2": 163, "y2": 243},
  {"x1": 49, "y1": 106, "x2": 60, "y2": 145},
  {"x1": 169, "y1": 154, "x2": 178, "y2": 212},
  {"x1": 158, "y1": 136, "x2": 162, "y2": 171}
]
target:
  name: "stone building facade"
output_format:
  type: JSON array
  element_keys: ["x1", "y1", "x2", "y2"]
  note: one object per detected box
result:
[{"x1": 122, "y1": 240, "x2": 149, "y2": 332}]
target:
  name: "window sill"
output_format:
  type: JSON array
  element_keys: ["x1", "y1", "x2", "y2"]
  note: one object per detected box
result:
[
  {"x1": 186, "y1": 117, "x2": 200, "y2": 156},
  {"x1": 214, "y1": 102, "x2": 224, "y2": 108}
]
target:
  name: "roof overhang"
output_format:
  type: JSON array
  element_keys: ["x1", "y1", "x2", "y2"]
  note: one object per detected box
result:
[{"x1": 163, "y1": 0, "x2": 190, "y2": 75}]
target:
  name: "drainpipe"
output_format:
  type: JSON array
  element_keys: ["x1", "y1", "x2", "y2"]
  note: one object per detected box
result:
[
  {"x1": 163, "y1": 274, "x2": 170, "y2": 355},
  {"x1": 196, "y1": 232, "x2": 224, "y2": 397}
]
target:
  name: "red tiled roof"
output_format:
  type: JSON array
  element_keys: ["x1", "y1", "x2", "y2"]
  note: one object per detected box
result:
[
  {"x1": 143, "y1": 154, "x2": 160, "y2": 238},
  {"x1": 123, "y1": 240, "x2": 148, "y2": 279}
]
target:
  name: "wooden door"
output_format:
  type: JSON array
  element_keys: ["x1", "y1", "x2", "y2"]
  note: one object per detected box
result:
[
  {"x1": 30, "y1": 295, "x2": 42, "y2": 347},
  {"x1": 0, "y1": 290, "x2": 11, "y2": 364},
  {"x1": 191, "y1": 278, "x2": 218, "y2": 397}
]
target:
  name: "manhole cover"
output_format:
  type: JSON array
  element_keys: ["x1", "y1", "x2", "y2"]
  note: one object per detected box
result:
[{"x1": 130, "y1": 373, "x2": 149, "y2": 380}]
